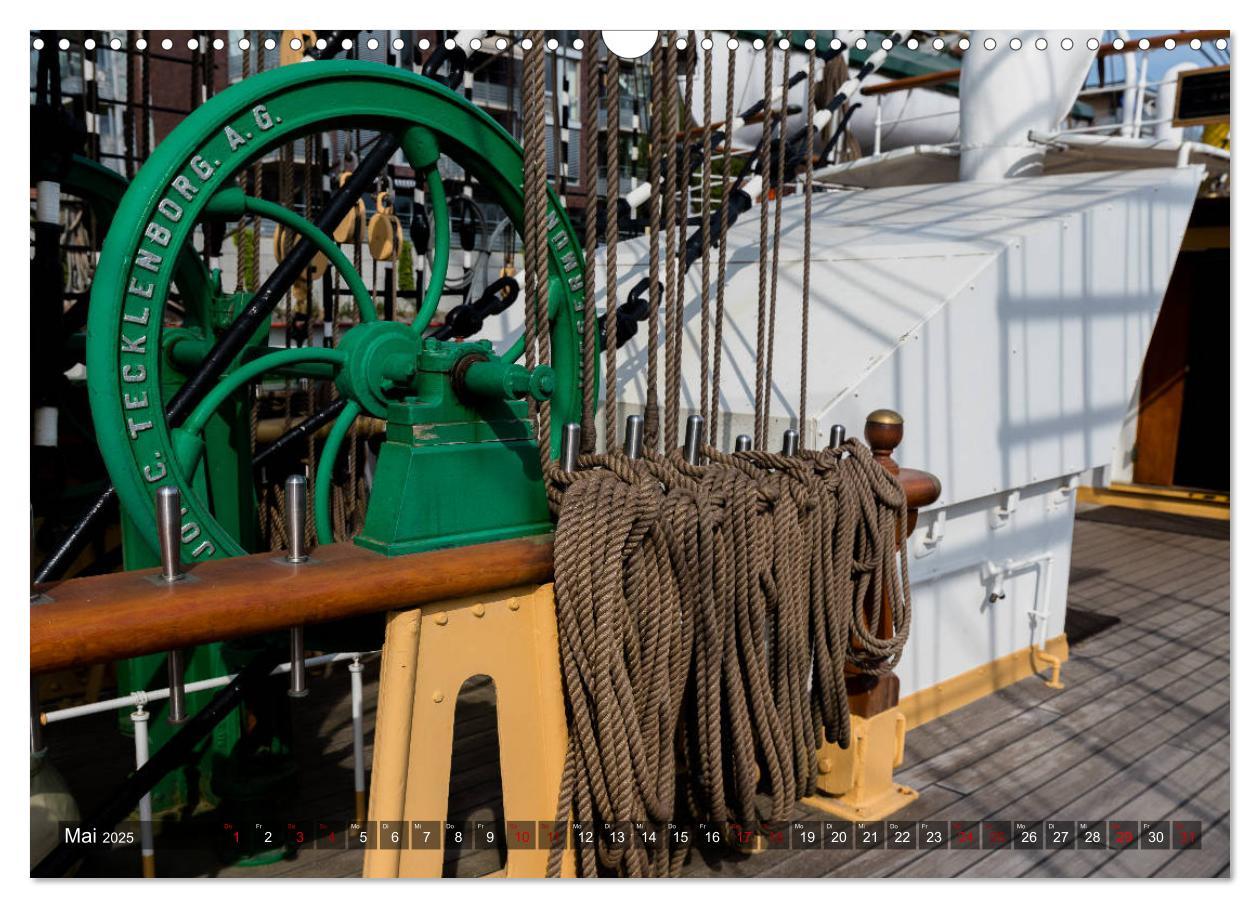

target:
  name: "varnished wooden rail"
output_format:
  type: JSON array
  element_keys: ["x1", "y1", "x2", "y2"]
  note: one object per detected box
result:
[
  {"x1": 31, "y1": 430, "x2": 940, "y2": 676},
  {"x1": 30, "y1": 535, "x2": 556, "y2": 675}
]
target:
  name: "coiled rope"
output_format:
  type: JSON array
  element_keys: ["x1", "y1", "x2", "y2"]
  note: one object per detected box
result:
[
  {"x1": 519, "y1": 32, "x2": 915, "y2": 879},
  {"x1": 544, "y1": 440, "x2": 912, "y2": 876}
]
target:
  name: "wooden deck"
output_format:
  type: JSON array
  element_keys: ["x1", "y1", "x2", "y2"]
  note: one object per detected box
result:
[{"x1": 45, "y1": 504, "x2": 1230, "y2": 878}]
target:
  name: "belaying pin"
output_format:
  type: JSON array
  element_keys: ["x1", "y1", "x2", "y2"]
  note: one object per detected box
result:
[
  {"x1": 156, "y1": 486, "x2": 188, "y2": 724},
  {"x1": 156, "y1": 486, "x2": 184, "y2": 582},
  {"x1": 782, "y1": 429, "x2": 800, "y2": 457},
  {"x1": 624, "y1": 414, "x2": 644, "y2": 460},
  {"x1": 684, "y1": 415, "x2": 705, "y2": 466},
  {"x1": 284, "y1": 475, "x2": 310, "y2": 697},
  {"x1": 285, "y1": 475, "x2": 309, "y2": 564},
  {"x1": 734, "y1": 434, "x2": 752, "y2": 453},
  {"x1": 829, "y1": 424, "x2": 847, "y2": 448},
  {"x1": 560, "y1": 423, "x2": 581, "y2": 473}
]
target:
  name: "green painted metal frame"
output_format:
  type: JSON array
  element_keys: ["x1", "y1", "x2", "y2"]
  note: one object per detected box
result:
[{"x1": 87, "y1": 61, "x2": 593, "y2": 566}]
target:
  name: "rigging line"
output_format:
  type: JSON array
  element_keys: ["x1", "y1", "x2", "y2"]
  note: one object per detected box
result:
[
  {"x1": 762, "y1": 41, "x2": 790, "y2": 451},
  {"x1": 799, "y1": 35, "x2": 816, "y2": 446},
  {"x1": 674, "y1": 34, "x2": 696, "y2": 438},
  {"x1": 708, "y1": 38, "x2": 736, "y2": 447},
  {"x1": 523, "y1": 31, "x2": 553, "y2": 477},
  {"x1": 643, "y1": 38, "x2": 664, "y2": 452},
  {"x1": 661, "y1": 33, "x2": 680, "y2": 451},
  {"x1": 603, "y1": 49, "x2": 622, "y2": 448},
  {"x1": 753, "y1": 37, "x2": 774, "y2": 451},
  {"x1": 698, "y1": 33, "x2": 714, "y2": 449},
  {"x1": 579, "y1": 32, "x2": 600, "y2": 453}
]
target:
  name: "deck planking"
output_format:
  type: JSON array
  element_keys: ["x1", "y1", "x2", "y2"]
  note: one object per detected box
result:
[{"x1": 41, "y1": 504, "x2": 1229, "y2": 879}]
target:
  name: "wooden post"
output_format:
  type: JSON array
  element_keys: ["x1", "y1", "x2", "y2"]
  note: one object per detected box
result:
[{"x1": 806, "y1": 408, "x2": 941, "y2": 821}]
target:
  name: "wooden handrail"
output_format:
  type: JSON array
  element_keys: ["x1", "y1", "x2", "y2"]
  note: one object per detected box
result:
[
  {"x1": 862, "y1": 69, "x2": 960, "y2": 96},
  {"x1": 1097, "y1": 30, "x2": 1229, "y2": 58},
  {"x1": 31, "y1": 457, "x2": 940, "y2": 675},
  {"x1": 31, "y1": 535, "x2": 556, "y2": 675}
]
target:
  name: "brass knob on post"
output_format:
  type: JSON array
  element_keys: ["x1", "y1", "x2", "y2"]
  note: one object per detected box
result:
[{"x1": 864, "y1": 408, "x2": 904, "y2": 473}]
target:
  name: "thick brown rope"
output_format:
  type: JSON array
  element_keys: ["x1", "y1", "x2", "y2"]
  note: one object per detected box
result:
[
  {"x1": 661, "y1": 34, "x2": 680, "y2": 451},
  {"x1": 753, "y1": 39, "x2": 773, "y2": 450},
  {"x1": 643, "y1": 40, "x2": 664, "y2": 452},
  {"x1": 698, "y1": 34, "x2": 713, "y2": 451},
  {"x1": 762, "y1": 40, "x2": 790, "y2": 450},
  {"x1": 579, "y1": 33, "x2": 600, "y2": 453},
  {"x1": 603, "y1": 53, "x2": 621, "y2": 448},
  {"x1": 708, "y1": 39, "x2": 736, "y2": 446},
  {"x1": 673, "y1": 34, "x2": 695, "y2": 428},
  {"x1": 523, "y1": 31, "x2": 552, "y2": 476},
  {"x1": 546, "y1": 437, "x2": 912, "y2": 877},
  {"x1": 800, "y1": 36, "x2": 816, "y2": 446}
]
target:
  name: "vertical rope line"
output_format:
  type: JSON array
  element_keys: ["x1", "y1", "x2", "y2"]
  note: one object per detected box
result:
[
  {"x1": 643, "y1": 40, "x2": 664, "y2": 451},
  {"x1": 579, "y1": 32, "x2": 600, "y2": 453},
  {"x1": 245, "y1": 32, "x2": 262, "y2": 537},
  {"x1": 603, "y1": 51, "x2": 621, "y2": 448},
  {"x1": 140, "y1": 31, "x2": 151, "y2": 161},
  {"x1": 674, "y1": 35, "x2": 695, "y2": 430},
  {"x1": 754, "y1": 38, "x2": 773, "y2": 450},
  {"x1": 523, "y1": 31, "x2": 552, "y2": 474},
  {"x1": 799, "y1": 35, "x2": 816, "y2": 446},
  {"x1": 123, "y1": 32, "x2": 137, "y2": 179},
  {"x1": 763, "y1": 39, "x2": 790, "y2": 449},
  {"x1": 709, "y1": 39, "x2": 736, "y2": 447},
  {"x1": 661, "y1": 34, "x2": 680, "y2": 450},
  {"x1": 522, "y1": 35, "x2": 542, "y2": 378},
  {"x1": 304, "y1": 132, "x2": 317, "y2": 548},
  {"x1": 698, "y1": 33, "x2": 713, "y2": 449}
]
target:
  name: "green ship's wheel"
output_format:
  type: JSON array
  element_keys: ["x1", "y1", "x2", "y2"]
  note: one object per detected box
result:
[{"x1": 88, "y1": 61, "x2": 588, "y2": 564}]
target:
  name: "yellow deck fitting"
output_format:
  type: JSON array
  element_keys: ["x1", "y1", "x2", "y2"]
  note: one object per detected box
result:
[
  {"x1": 364, "y1": 584, "x2": 572, "y2": 878},
  {"x1": 803, "y1": 709, "x2": 917, "y2": 822}
]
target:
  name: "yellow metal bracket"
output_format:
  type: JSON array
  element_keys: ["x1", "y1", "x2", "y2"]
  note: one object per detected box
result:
[
  {"x1": 363, "y1": 583, "x2": 573, "y2": 878},
  {"x1": 802, "y1": 708, "x2": 918, "y2": 821}
]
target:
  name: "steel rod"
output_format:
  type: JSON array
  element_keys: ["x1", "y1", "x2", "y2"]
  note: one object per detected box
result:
[
  {"x1": 684, "y1": 415, "x2": 705, "y2": 465},
  {"x1": 623, "y1": 414, "x2": 644, "y2": 460}
]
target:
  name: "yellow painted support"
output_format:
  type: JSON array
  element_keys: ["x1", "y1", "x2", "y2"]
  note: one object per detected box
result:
[
  {"x1": 364, "y1": 584, "x2": 572, "y2": 878},
  {"x1": 1078, "y1": 484, "x2": 1229, "y2": 521},
  {"x1": 803, "y1": 708, "x2": 917, "y2": 821},
  {"x1": 897, "y1": 635, "x2": 1070, "y2": 731}
]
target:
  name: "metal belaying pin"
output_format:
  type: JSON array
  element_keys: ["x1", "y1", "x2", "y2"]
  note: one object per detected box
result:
[
  {"x1": 829, "y1": 424, "x2": 847, "y2": 448},
  {"x1": 156, "y1": 486, "x2": 184, "y2": 583},
  {"x1": 734, "y1": 434, "x2": 752, "y2": 453},
  {"x1": 782, "y1": 428, "x2": 800, "y2": 457},
  {"x1": 285, "y1": 475, "x2": 310, "y2": 698},
  {"x1": 560, "y1": 422, "x2": 581, "y2": 473},
  {"x1": 684, "y1": 415, "x2": 705, "y2": 466},
  {"x1": 285, "y1": 475, "x2": 309, "y2": 564},
  {"x1": 156, "y1": 486, "x2": 187, "y2": 725},
  {"x1": 624, "y1": 414, "x2": 644, "y2": 460}
]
